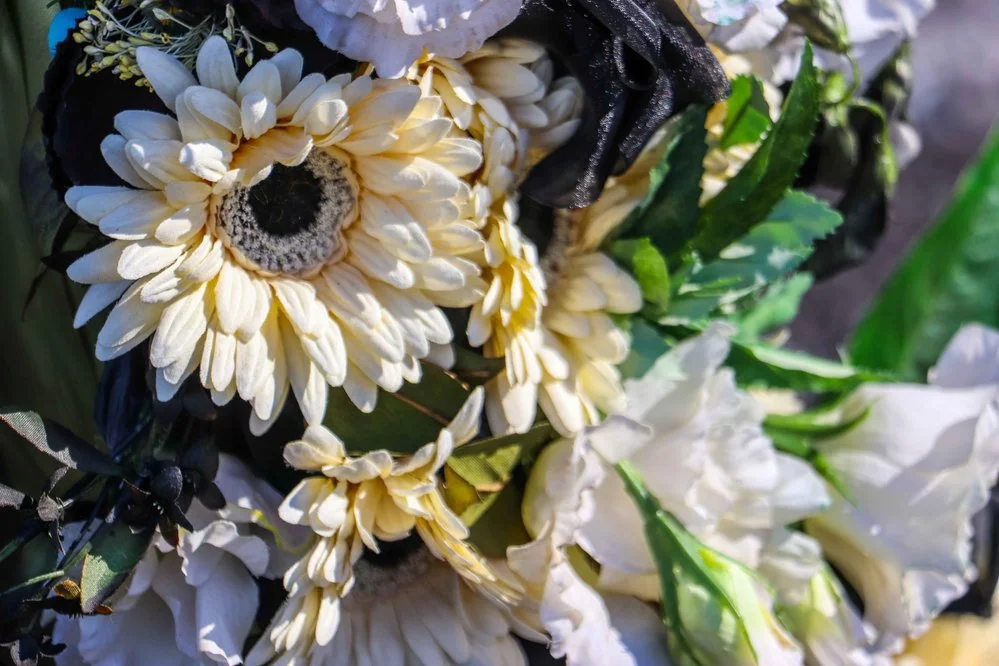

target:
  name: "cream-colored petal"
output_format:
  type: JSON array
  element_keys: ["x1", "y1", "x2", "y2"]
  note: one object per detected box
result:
[
  {"x1": 114, "y1": 110, "x2": 181, "y2": 141},
  {"x1": 196, "y1": 35, "x2": 239, "y2": 98},
  {"x1": 74, "y1": 280, "x2": 130, "y2": 328},
  {"x1": 136, "y1": 46, "x2": 197, "y2": 112}
]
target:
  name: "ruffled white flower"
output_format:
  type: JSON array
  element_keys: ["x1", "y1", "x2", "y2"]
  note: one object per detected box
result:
[
  {"x1": 294, "y1": 0, "x2": 522, "y2": 78},
  {"x1": 65, "y1": 36, "x2": 486, "y2": 435},
  {"x1": 804, "y1": 323, "x2": 999, "y2": 649},
  {"x1": 568, "y1": 323, "x2": 829, "y2": 597},
  {"x1": 508, "y1": 430, "x2": 667, "y2": 665},
  {"x1": 678, "y1": 0, "x2": 789, "y2": 53},
  {"x1": 53, "y1": 455, "x2": 304, "y2": 666},
  {"x1": 250, "y1": 388, "x2": 527, "y2": 664}
]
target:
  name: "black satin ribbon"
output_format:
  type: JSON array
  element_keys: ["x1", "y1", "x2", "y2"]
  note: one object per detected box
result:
[{"x1": 504, "y1": 0, "x2": 730, "y2": 209}]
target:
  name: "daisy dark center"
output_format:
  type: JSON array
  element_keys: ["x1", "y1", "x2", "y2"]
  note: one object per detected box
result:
[
  {"x1": 215, "y1": 149, "x2": 358, "y2": 277},
  {"x1": 348, "y1": 537, "x2": 434, "y2": 603}
]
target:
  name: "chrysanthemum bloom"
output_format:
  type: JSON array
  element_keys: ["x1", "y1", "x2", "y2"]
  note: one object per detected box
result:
[
  {"x1": 65, "y1": 36, "x2": 486, "y2": 434},
  {"x1": 805, "y1": 323, "x2": 999, "y2": 650},
  {"x1": 250, "y1": 388, "x2": 528, "y2": 664},
  {"x1": 53, "y1": 455, "x2": 306, "y2": 666},
  {"x1": 294, "y1": 0, "x2": 523, "y2": 78},
  {"x1": 410, "y1": 41, "x2": 627, "y2": 438}
]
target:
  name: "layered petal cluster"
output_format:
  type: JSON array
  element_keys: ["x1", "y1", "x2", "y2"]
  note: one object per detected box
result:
[
  {"x1": 53, "y1": 455, "x2": 303, "y2": 666},
  {"x1": 251, "y1": 388, "x2": 526, "y2": 664},
  {"x1": 65, "y1": 36, "x2": 486, "y2": 434},
  {"x1": 571, "y1": 324, "x2": 829, "y2": 596},
  {"x1": 510, "y1": 427, "x2": 672, "y2": 665},
  {"x1": 411, "y1": 40, "x2": 632, "y2": 438},
  {"x1": 294, "y1": 0, "x2": 522, "y2": 78},
  {"x1": 805, "y1": 323, "x2": 999, "y2": 649}
]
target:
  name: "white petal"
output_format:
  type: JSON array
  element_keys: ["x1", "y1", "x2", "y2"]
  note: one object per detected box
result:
[{"x1": 136, "y1": 46, "x2": 197, "y2": 112}]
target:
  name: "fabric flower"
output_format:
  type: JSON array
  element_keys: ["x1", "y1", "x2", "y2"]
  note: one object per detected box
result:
[
  {"x1": 293, "y1": 0, "x2": 522, "y2": 78},
  {"x1": 508, "y1": 429, "x2": 665, "y2": 665},
  {"x1": 804, "y1": 323, "x2": 999, "y2": 649},
  {"x1": 677, "y1": 0, "x2": 789, "y2": 52},
  {"x1": 503, "y1": 0, "x2": 730, "y2": 208},
  {"x1": 52, "y1": 455, "x2": 303, "y2": 666},
  {"x1": 64, "y1": 36, "x2": 486, "y2": 435},
  {"x1": 563, "y1": 323, "x2": 829, "y2": 596},
  {"x1": 250, "y1": 388, "x2": 528, "y2": 664}
]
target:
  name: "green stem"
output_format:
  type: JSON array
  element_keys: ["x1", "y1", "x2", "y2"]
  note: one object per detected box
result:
[{"x1": 0, "y1": 570, "x2": 66, "y2": 597}]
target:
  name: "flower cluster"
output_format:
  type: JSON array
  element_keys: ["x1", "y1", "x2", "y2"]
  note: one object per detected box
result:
[{"x1": 8, "y1": 1, "x2": 990, "y2": 666}]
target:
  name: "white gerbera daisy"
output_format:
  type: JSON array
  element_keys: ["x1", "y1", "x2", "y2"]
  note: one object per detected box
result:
[
  {"x1": 250, "y1": 388, "x2": 526, "y2": 664},
  {"x1": 65, "y1": 36, "x2": 486, "y2": 434}
]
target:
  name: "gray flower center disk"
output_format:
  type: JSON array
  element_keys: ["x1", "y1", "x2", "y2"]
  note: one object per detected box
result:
[{"x1": 216, "y1": 150, "x2": 357, "y2": 276}]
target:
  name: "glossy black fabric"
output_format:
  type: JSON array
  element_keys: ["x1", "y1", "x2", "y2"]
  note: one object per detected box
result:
[{"x1": 504, "y1": 0, "x2": 730, "y2": 209}]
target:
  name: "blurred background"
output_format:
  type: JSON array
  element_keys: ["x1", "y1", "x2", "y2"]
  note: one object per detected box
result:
[{"x1": 793, "y1": 0, "x2": 999, "y2": 357}]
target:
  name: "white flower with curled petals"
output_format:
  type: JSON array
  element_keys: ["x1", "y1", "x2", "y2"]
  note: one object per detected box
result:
[
  {"x1": 64, "y1": 36, "x2": 487, "y2": 435},
  {"x1": 294, "y1": 0, "x2": 523, "y2": 78},
  {"x1": 250, "y1": 388, "x2": 528, "y2": 665},
  {"x1": 53, "y1": 455, "x2": 304, "y2": 666},
  {"x1": 511, "y1": 430, "x2": 673, "y2": 665},
  {"x1": 565, "y1": 324, "x2": 829, "y2": 598},
  {"x1": 804, "y1": 323, "x2": 999, "y2": 650}
]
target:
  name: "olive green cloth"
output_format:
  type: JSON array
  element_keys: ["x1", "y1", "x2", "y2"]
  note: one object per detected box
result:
[{"x1": 1, "y1": 1, "x2": 99, "y2": 489}]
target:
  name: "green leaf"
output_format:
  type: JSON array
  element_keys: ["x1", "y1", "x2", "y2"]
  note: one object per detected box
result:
[
  {"x1": 734, "y1": 273, "x2": 815, "y2": 340},
  {"x1": 850, "y1": 124, "x2": 999, "y2": 380},
  {"x1": 726, "y1": 340, "x2": 890, "y2": 393},
  {"x1": 610, "y1": 238, "x2": 671, "y2": 310},
  {"x1": 445, "y1": 423, "x2": 556, "y2": 527},
  {"x1": 623, "y1": 105, "x2": 709, "y2": 257},
  {"x1": 323, "y1": 363, "x2": 471, "y2": 455},
  {"x1": 80, "y1": 521, "x2": 155, "y2": 613},
  {"x1": 668, "y1": 191, "x2": 841, "y2": 322},
  {"x1": 465, "y1": 478, "x2": 531, "y2": 558},
  {"x1": 693, "y1": 42, "x2": 822, "y2": 261},
  {"x1": 720, "y1": 75, "x2": 773, "y2": 150},
  {"x1": 0, "y1": 408, "x2": 122, "y2": 477},
  {"x1": 450, "y1": 348, "x2": 505, "y2": 387}
]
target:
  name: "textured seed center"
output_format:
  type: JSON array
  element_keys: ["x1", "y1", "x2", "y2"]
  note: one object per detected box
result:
[
  {"x1": 540, "y1": 208, "x2": 573, "y2": 288},
  {"x1": 215, "y1": 149, "x2": 358, "y2": 277},
  {"x1": 347, "y1": 536, "x2": 434, "y2": 604}
]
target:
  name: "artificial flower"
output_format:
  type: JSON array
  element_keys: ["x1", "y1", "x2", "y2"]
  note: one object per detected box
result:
[
  {"x1": 677, "y1": 0, "x2": 789, "y2": 53},
  {"x1": 804, "y1": 323, "x2": 999, "y2": 649},
  {"x1": 776, "y1": 567, "x2": 898, "y2": 666},
  {"x1": 508, "y1": 428, "x2": 660, "y2": 665},
  {"x1": 899, "y1": 586, "x2": 999, "y2": 666},
  {"x1": 250, "y1": 388, "x2": 527, "y2": 664},
  {"x1": 566, "y1": 324, "x2": 829, "y2": 596},
  {"x1": 52, "y1": 455, "x2": 303, "y2": 666},
  {"x1": 294, "y1": 0, "x2": 522, "y2": 79},
  {"x1": 503, "y1": 0, "x2": 730, "y2": 208},
  {"x1": 64, "y1": 35, "x2": 486, "y2": 434}
]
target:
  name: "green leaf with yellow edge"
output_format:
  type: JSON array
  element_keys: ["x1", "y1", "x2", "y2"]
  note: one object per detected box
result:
[
  {"x1": 80, "y1": 521, "x2": 155, "y2": 613},
  {"x1": 324, "y1": 363, "x2": 471, "y2": 455}
]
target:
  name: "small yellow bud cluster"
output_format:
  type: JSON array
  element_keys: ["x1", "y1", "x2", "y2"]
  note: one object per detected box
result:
[{"x1": 69, "y1": 0, "x2": 277, "y2": 86}]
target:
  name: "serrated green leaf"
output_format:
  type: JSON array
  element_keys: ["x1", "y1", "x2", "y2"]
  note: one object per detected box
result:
[
  {"x1": 668, "y1": 191, "x2": 841, "y2": 322},
  {"x1": 720, "y1": 75, "x2": 773, "y2": 150},
  {"x1": 694, "y1": 43, "x2": 822, "y2": 261},
  {"x1": 850, "y1": 124, "x2": 999, "y2": 380},
  {"x1": 324, "y1": 363, "x2": 471, "y2": 455},
  {"x1": 80, "y1": 521, "x2": 155, "y2": 613},
  {"x1": 610, "y1": 238, "x2": 670, "y2": 310},
  {"x1": 734, "y1": 273, "x2": 815, "y2": 340},
  {"x1": 622, "y1": 105, "x2": 708, "y2": 257}
]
